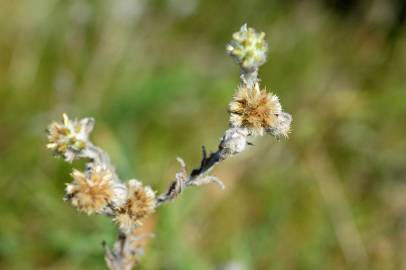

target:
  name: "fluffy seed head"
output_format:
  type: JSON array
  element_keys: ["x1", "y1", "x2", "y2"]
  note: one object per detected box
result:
[
  {"x1": 227, "y1": 24, "x2": 268, "y2": 70},
  {"x1": 266, "y1": 112, "x2": 292, "y2": 139},
  {"x1": 46, "y1": 114, "x2": 94, "y2": 162},
  {"x1": 114, "y1": 180, "x2": 156, "y2": 230},
  {"x1": 229, "y1": 84, "x2": 282, "y2": 135},
  {"x1": 66, "y1": 166, "x2": 114, "y2": 215}
]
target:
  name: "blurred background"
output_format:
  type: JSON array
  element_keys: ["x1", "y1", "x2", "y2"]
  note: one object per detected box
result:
[{"x1": 1, "y1": 0, "x2": 406, "y2": 269}]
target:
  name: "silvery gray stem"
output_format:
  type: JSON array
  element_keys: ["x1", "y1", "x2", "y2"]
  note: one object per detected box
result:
[{"x1": 240, "y1": 67, "x2": 259, "y2": 89}]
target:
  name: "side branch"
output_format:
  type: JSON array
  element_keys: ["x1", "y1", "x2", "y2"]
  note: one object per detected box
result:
[
  {"x1": 155, "y1": 127, "x2": 250, "y2": 206},
  {"x1": 190, "y1": 146, "x2": 221, "y2": 178}
]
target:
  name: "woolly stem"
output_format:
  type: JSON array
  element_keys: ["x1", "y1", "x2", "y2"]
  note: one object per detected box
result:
[{"x1": 240, "y1": 67, "x2": 259, "y2": 89}]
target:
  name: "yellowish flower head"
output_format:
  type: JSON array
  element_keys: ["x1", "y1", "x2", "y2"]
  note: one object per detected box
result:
[{"x1": 47, "y1": 114, "x2": 93, "y2": 162}]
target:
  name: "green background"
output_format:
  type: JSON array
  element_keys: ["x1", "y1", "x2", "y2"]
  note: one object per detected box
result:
[{"x1": 1, "y1": 0, "x2": 405, "y2": 269}]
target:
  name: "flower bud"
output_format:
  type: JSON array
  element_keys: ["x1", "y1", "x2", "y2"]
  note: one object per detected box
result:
[{"x1": 227, "y1": 24, "x2": 268, "y2": 70}]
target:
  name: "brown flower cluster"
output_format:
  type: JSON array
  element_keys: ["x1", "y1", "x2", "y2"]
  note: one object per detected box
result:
[
  {"x1": 229, "y1": 84, "x2": 288, "y2": 136},
  {"x1": 114, "y1": 180, "x2": 156, "y2": 230},
  {"x1": 66, "y1": 166, "x2": 115, "y2": 215}
]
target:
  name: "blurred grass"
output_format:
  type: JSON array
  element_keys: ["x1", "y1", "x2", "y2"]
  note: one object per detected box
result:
[{"x1": 1, "y1": 0, "x2": 406, "y2": 269}]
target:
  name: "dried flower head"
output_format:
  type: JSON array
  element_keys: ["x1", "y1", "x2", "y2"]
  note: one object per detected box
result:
[
  {"x1": 66, "y1": 166, "x2": 115, "y2": 215},
  {"x1": 229, "y1": 84, "x2": 282, "y2": 135},
  {"x1": 46, "y1": 113, "x2": 94, "y2": 162},
  {"x1": 114, "y1": 180, "x2": 156, "y2": 230},
  {"x1": 227, "y1": 24, "x2": 268, "y2": 70}
]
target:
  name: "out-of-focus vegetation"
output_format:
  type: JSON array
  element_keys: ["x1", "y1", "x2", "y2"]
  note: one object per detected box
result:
[{"x1": 1, "y1": 0, "x2": 406, "y2": 269}]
